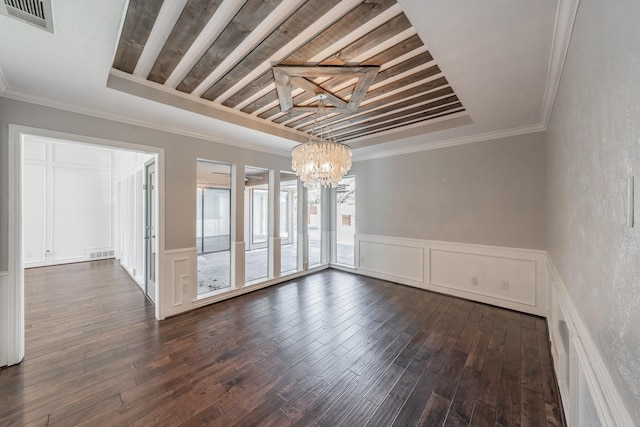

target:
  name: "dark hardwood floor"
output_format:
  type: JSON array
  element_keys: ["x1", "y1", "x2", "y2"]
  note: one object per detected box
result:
[{"x1": 0, "y1": 260, "x2": 564, "y2": 426}]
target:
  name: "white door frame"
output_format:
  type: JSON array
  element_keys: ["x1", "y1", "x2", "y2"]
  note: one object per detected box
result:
[{"x1": 6, "y1": 124, "x2": 166, "y2": 366}]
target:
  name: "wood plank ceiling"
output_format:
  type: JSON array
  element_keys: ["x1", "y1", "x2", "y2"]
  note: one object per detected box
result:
[{"x1": 112, "y1": 0, "x2": 466, "y2": 143}]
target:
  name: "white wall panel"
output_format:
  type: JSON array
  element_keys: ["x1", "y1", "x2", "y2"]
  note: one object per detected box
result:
[
  {"x1": 22, "y1": 137, "x2": 115, "y2": 267},
  {"x1": 359, "y1": 239, "x2": 423, "y2": 283},
  {"x1": 51, "y1": 166, "x2": 112, "y2": 262},
  {"x1": 52, "y1": 142, "x2": 112, "y2": 167},
  {"x1": 429, "y1": 249, "x2": 536, "y2": 306},
  {"x1": 22, "y1": 164, "x2": 46, "y2": 264},
  {"x1": 22, "y1": 139, "x2": 46, "y2": 161}
]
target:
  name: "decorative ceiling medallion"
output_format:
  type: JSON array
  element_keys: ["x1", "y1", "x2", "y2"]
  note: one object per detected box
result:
[{"x1": 273, "y1": 66, "x2": 380, "y2": 114}]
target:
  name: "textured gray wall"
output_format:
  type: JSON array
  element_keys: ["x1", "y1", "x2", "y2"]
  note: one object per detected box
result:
[
  {"x1": 545, "y1": 0, "x2": 640, "y2": 420},
  {"x1": 352, "y1": 132, "x2": 546, "y2": 249},
  {"x1": 0, "y1": 97, "x2": 291, "y2": 272}
]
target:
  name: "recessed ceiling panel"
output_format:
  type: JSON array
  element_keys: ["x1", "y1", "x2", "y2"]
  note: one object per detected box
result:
[{"x1": 111, "y1": 0, "x2": 467, "y2": 143}]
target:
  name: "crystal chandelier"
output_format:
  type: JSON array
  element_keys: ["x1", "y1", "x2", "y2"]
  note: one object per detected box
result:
[{"x1": 291, "y1": 93, "x2": 352, "y2": 188}]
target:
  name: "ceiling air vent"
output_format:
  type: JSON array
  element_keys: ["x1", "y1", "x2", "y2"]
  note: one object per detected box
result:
[{"x1": 1, "y1": 0, "x2": 53, "y2": 33}]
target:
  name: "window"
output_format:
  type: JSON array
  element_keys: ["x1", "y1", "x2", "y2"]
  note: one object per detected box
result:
[
  {"x1": 245, "y1": 166, "x2": 269, "y2": 283},
  {"x1": 252, "y1": 189, "x2": 268, "y2": 245},
  {"x1": 196, "y1": 160, "x2": 231, "y2": 296},
  {"x1": 280, "y1": 172, "x2": 298, "y2": 274},
  {"x1": 307, "y1": 186, "x2": 322, "y2": 267},
  {"x1": 336, "y1": 176, "x2": 355, "y2": 266}
]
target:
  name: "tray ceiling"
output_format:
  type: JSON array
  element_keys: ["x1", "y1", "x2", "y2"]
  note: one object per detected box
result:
[{"x1": 111, "y1": 0, "x2": 467, "y2": 143}]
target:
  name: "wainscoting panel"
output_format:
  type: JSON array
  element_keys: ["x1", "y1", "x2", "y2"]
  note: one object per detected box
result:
[
  {"x1": 355, "y1": 234, "x2": 547, "y2": 316},
  {"x1": 429, "y1": 249, "x2": 536, "y2": 306},
  {"x1": 358, "y1": 236, "x2": 424, "y2": 284},
  {"x1": 161, "y1": 248, "x2": 197, "y2": 318},
  {"x1": 546, "y1": 257, "x2": 633, "y2": 427}
]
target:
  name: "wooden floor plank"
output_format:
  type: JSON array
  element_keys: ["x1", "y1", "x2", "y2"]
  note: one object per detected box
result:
[{"x1": 0, "y1": 260, "x2": 565, "y2": 426}]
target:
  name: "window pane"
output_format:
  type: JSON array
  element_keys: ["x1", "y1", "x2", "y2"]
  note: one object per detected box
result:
[
  {"x1": 308, "y1": 186, "x2": 322, "y2": 267},
  {"x1": 245, "y1": 166, "x2": 269, "y2": 283},
  {"x1": 252, "y1": 189, "x2": 268, "y2": 244},
  {"x1": 280, "y1": 191, "x2": 288, "y2": 240},
  {"x1": 281, "y1": 172, "x2": 298, "y2": 274}
]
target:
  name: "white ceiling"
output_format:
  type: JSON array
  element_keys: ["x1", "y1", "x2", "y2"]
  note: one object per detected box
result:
[{"x1": 0, "y1": 0, "x2": 571, "y2": 160}]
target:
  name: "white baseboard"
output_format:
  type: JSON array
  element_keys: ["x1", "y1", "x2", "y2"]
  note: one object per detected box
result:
[
  {"x1": 546, "y1": 256, "x2": 634, "y2": 427},
  {"x1": 356, "y1": 234, "x2": 548, "y2": 316}
]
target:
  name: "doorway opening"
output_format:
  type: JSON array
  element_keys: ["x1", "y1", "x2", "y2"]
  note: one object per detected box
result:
[{"x1": 6, "y1": 125, "x2": 164, "y2": 366}]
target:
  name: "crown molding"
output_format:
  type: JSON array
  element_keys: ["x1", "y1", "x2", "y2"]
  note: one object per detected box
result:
[
  {"x1": 353, "y1": 122, "x2": 546, "y2": 162},
  {"x1": 0, "y1": 68, "x2": 8, "y2": 94},
  {"x1": 0, "y1": 87, "x2": 294, "y2": 158},
  {"x1": 541, "y1": 0, "x2": 581, "y2": 127}
]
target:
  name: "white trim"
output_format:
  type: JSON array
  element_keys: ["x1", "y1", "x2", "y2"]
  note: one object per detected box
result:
[
  {"x1": 7, "y1": 126, "x2": 25, "y2": 365},
  {"x1": 0, "y1": 67, "x2": 8, "y2": 93},
  {"x1": 352, "y1": 122, "x2": 546, "y2": 161},
  {"x1": 546, "y1": 255, "x2": 634, "y2": 427},
  {"x1": 540, "y1": 0, "x2": 580, "y2": 127}
]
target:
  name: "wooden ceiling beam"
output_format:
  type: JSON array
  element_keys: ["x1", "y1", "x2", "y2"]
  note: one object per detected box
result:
[
  {"x1": 281, "y1": 0, "x2": 397, "y2": 65},
  {"x1": 272, "y1": 66, "x2": 379, "y2": 115},
  {"x1": 334, "y1": 103, "x2": 464, "y2": 140},
  {"x1": 336, "y1": 108, "x2": 466, "y2": 142},
  {"x1": 332, "y1": 99, "x2": 461, "y2": 136},
  {"x1": 113, "y1": 0, "x2": 164, "y2": 74},
  {"x1": 273, "y1": 67, "x2": 293, "y2": 112},
  {"x1": 147, "y1": 0, "x2": 223, "y2": 84},
  {"x1": 225, "y1": 0, "x2": 396, "y2": 109},
  {"x1": 176, "y1": 0, "x2": 283, "y2": 94},
  {"x1": 295, "y1": 86, "x2": 455, "y2": 132},
  {"x1": 200, "y1": 0, "x2": 342, "y2": 102},
  {"x1": 259, "y1": 35, "x2": 428, "y2": 122},
  {"x1": 289, "y1": 72, "x2": 448, "y2": 131}
]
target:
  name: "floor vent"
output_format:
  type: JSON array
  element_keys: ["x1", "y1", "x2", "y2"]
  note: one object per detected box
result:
[
  {"x1": 89, "y1": 250, "x2": 114, "y2": 259},
  {"x1": 1, "y1": 0, "x2": 53, "y2": 32}
]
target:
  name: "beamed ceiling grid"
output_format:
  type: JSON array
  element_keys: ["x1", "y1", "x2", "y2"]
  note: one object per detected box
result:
[{"x1": 112, "y1": 0, "x2": 466, "y2": 143}]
